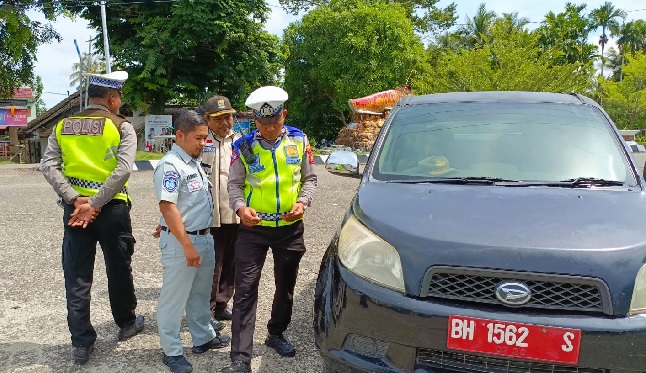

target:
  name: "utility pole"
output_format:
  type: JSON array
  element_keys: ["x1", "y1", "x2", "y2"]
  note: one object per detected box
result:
[
  {"x1": 73, "y1": 39, "x2": 82, "y2": 111},
  {"x1": 100, "y1": 0, "x2": 111, "y2": 73}
]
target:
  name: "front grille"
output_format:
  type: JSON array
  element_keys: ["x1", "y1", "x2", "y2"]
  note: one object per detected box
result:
[
  {"x1": 417, "y1": 349, "x2": 607, "y2": 373},
  {"x1": 421, "y1": 267, "x2": 612, "y2": 314}
]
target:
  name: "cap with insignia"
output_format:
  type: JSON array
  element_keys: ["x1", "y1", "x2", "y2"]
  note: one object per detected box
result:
[
  {"x1": 84, "y1": 71, "x2": 128, "y2": 92},
  {"x1": 245, "y1": 86, "x2": 288, "y2": 120},
  {"x1": 204, "y1": 95, "x2": 236, "y2": 117}
]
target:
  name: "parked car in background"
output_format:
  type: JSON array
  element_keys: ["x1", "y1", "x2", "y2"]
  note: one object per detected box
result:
[{"x1": 315, "y1": 91, "x2": 646, "y2": 372}]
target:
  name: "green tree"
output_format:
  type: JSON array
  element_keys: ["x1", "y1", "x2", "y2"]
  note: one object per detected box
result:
[
  {"x1": 32, "y1": 75, "x2": 47, "y2": 116},
  {"x1": 600, "y1": 52, "x2": 646, "y2": 130},
  {"x1": 428, "y1": 21, "x2": 591, "y2": 93},
  {"x1": 69, "y1": 53, "x2": 106, "y2": 90},
  {"x1": 282, "y1": 0, "x2": 429, "y2": 140},
  {"x1": 278, "y1": 0, "x2": 456, "y2": 34},
  {"x1": 66, "y1": 0, "x2": 281, "y2": 113},
  {"x1": 536, "y1": 3, "x2": 596, "y2": 66},
  {"x1": 0, "y1": 2, "x2": 61, "y2": 97},
  {"x1": 607, "y1": 20, "x2": 646, "y2": 81},
  {"x1": 589, "y1": 1, "x2": 626, "y2": 77},
  {"x1": 456, "y1": 3, "x2": 497, "y2": 48}
]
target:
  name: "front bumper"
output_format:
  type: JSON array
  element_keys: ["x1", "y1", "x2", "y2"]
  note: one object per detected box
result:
[{"x1": 313, "y1": 254, "x2": 646, "y2": 373}]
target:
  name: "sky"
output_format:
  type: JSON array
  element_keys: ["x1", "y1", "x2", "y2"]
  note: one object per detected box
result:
[{"x1": 30, "y1": 0, "x2": 646, "y2": 109}]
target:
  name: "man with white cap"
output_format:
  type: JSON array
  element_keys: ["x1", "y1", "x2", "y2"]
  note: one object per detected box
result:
[
  {"x1": 223, "y1": 86, "x2": 317, "y2": 373},
  {"x1": 41, "y1": 70, "x2": 144, "y2": 365}
]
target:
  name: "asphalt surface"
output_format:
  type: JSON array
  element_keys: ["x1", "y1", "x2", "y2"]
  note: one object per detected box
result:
[{"x1": 0, "y1": 165, "x2": 360, "y2": 372}]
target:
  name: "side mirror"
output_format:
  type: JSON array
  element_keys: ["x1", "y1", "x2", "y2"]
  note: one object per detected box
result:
[{"x1": 326, "y1": 151, "x2": 361, "y2": 178}]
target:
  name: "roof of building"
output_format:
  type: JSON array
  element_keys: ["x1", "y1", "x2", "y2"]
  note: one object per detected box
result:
[
  {"x1": 20, "y1": 91, "x2": 80, "y2": 136},
  {"x1": 12, "y1": 87, "x2": 34, "y2": 100}
]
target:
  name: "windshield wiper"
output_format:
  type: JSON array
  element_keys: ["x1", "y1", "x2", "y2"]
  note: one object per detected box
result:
[
  {"x1": 502, "y1": 177, "x2": 626, "y2": 188},
  {"x1": 558, "y1": 177, "x2": 625, "y2": 187},
  {"x1": 386, "y1": 177, "x2": 520, "y2": 185}
]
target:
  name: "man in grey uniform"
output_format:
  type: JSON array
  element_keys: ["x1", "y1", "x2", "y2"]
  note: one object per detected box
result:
[
  {"x1": 154, "y1": 110, "x2": 230, "y2": 373},
  {"x1": 41, "y1": 71, "x2": 144, "y2": 365},
  {"x1": 222, "y1": 86, "x2": 317, "y2": 373},
  {"x1": 201, "y1": 95, "x2": 241, "y2": 324}
]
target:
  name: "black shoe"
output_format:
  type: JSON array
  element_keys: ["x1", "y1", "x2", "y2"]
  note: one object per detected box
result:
[
  {"x1": 73, "y1": 345, "x2": 94, "y2": 365},
  {"x1": 220, "y1": 360, "x2": 251, "y2": 373},
  {"x1": 191, "y1": 333, "x2": 231, "y2": 354},
  {"x1": 264, "y1": 334, "x2": 296, "y2": 357},
  {"x1": 213, "y1": 308, "x2": 232, "y2": 320},
  {"x1": 210, "y1": 318, "x2": 226, "y2": 332},
  {"x1": 162, "y1": 354, "x2": 193, "y2": 373},
  {"x1": 118, "y1": 315, "x2": 145, "y2": 341}
]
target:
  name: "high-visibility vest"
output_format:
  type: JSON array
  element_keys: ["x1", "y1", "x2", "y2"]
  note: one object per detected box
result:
[
  {"x1": 55, "y1": 108, "x2": 130, "y2": 203},
  {"x1": 234, "y1": 126, "x2": 305, "y2": 227}
]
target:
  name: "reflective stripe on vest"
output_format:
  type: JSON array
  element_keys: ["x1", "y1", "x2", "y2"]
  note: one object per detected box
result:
[{"x1": 68, "y1": 176, "x2": 128, "y2": 195}]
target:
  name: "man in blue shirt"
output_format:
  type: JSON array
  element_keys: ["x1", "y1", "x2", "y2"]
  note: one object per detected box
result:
[{"x1": 154, "y1": 110, "x2": 231, "y2": 373}]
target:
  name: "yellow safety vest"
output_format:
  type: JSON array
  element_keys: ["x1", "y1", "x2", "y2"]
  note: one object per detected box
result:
[
  {"x1": 55, "y1": 108, "x2": 130, "y2": 203},
  {"x1": 234, "y1": 126, "x2": 305, "y2": 227}
]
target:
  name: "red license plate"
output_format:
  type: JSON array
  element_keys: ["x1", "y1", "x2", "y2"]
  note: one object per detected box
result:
[{"x1": 447, "y1": 316, "x2": 581, "y2": 365}]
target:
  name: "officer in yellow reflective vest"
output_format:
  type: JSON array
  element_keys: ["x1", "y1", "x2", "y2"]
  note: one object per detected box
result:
[
  {"x1": 222, "y1": 86, "x2": 317, "y2": 373},
  {"x1": 41, "y1": 71, "x2": 144, "y2": 365}
]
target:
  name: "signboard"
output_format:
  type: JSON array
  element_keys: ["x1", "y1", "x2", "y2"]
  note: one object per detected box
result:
[
  {"x1": 144, "y1": 114, "x2": 173, "y2": 152},
  {"x1": 233, "y1": 118, "x2": 251, "y2": 135},
  {"x1": 0, "y1": 108, "x2": 29, "y2": 126}
]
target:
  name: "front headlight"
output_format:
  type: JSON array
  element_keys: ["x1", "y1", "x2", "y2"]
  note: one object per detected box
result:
[
  {"x1": 337, "y1": 215, "x2": 405, "y2": 292},
  {"x1": 629, "y1": 263, "x2": 646, "y2": 315}
]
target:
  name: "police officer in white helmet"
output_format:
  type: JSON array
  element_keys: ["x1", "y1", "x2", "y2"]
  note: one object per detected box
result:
[{"x1": 222, "y1": 86, "x2": 317, "y2": 373}]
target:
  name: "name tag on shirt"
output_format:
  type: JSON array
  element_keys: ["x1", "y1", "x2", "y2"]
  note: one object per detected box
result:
[
  {"x1": 203, "y1": 146, "x2": 216, "y2": 152},
  {"x1": 188, "y1": 180, "x2": 203, "y2": 192}
]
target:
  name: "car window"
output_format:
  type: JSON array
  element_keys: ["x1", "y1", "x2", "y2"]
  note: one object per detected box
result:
[{"x1": 374, "y1": 102, "x2": 634, "y2": 184}]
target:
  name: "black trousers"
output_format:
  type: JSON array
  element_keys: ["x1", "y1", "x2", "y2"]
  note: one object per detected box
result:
[
  {"x1": 210, "y1": 224, "x2": 239, "y2": 315},
  {"x1": 62, "y1": 200, "x2": 138, "y2": 347},
  {"x1": 230, "y1": 221, "x2": 305, "y2": 363}
]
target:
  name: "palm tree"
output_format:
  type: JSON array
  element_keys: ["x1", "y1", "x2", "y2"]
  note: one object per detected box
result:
[
  {"x1": 500, "y1": 12, "x2": 530, "y2": 33},
  {"x1": 589, "y1": 2, "x2": 626, "y2": 77},
  {"x1": 69, "y1": 53, "x2": 106, "y2": 89},
  {"x1": 458, "y1": 3, "x2": 497, "y2": 48},
  {"x1": 607, "y1": 20, "x2": 646, "y2": 81}
]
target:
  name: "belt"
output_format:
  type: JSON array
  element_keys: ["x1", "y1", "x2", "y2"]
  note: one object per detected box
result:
[{"x1": 161, "y1": 226, "x2": 210, "y2": 235}]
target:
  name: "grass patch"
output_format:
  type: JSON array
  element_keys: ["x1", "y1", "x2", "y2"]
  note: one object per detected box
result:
[{"x1": 136, "y1": 151, "x2": 164, "y2": 161}]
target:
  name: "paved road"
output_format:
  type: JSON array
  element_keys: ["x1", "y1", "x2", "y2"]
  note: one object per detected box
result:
[{"x1": 0, "y1": 165, "x2": 360, "y2": 372}]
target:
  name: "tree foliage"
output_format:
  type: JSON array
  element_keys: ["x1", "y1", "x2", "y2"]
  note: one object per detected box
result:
[
  {"x1": 278, "y1": 0, "x2": 456, "y2": 34},
  {"x1": 589, "y1": 1, "x2": 626, "y2": 77},
  {"x1": 282, "y1": 0, "x2": 429, "y2": 140},
  {"x1": 601, "y1": 52, "x2": 646, "y2": 130},
  {"x1": 536, "y1": 3, "x2": 596, "y2": 66},
  {"x1": 0, "y1": 1, "x2": 61, "y2": 97},
  {"x1": 66, "y1": 0, "x2": 282, "y2": 113},
  {"x1": 69, "y1": 53, "x2": 106, "y2": 90},
  {"x1": 427, "y1": 21, "x2": 591, "y2": 93}
]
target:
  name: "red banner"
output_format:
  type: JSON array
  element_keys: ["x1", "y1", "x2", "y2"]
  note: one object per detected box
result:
[{"x1": 0, "y1": 108, "x2": 29, "y2": 126}]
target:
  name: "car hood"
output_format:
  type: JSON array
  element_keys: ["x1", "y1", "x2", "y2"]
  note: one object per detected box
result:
[{"x1": 353, "y1": 181, "x2": 646, "y2": 311}]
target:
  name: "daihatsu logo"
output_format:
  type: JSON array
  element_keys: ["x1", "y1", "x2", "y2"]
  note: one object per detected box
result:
[{"x1": 495, "y1": 281, "x2": 532, "y2": 306}]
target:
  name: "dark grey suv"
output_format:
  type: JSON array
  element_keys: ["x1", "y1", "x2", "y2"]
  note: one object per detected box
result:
[{"x1": 314, "y1": 92, "x2": 646, "y2": 372}]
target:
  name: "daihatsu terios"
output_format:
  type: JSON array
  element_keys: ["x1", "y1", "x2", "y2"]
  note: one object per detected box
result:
[{"x1": 315, "y1": 92, "x2": 646, "y2": 372}]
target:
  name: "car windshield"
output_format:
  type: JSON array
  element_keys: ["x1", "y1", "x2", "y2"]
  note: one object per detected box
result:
[{"x1": 373, "y1": 102, "x2": 635, "y2": 185}]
